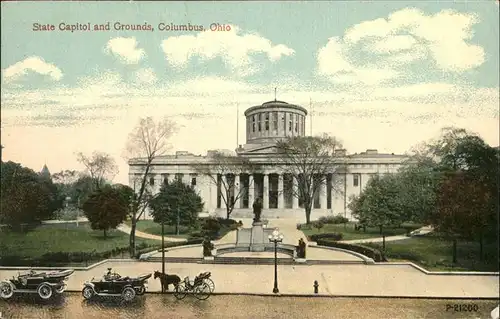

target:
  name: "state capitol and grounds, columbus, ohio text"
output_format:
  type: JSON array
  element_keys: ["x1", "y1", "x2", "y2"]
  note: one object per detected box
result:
[{"x1": 32, "y1": 22, "x2": 231, "y2": 32}]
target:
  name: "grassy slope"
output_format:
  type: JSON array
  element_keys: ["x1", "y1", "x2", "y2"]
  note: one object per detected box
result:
[
  {"x1": 364, "y1": 235, "x2": 499, "y2": 272},
  {"x1": 300, "y1": 223, "x2": 409, "y2": 241},
  {"x1": 0, "y1": 223, "x2": 160, "y2": 258}
]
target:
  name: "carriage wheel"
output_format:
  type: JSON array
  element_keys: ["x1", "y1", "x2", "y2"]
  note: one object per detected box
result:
[
  {"x1": 0, "y1": 282, "x2": 14, "y2": 299},
  {"x1": 194, "y1": 282, "x2": 211, "y2": 300},
  {"x1": 37, "y1": 283, "x2": 53, "y2": 300},
  {"x1": 122, "y1": 287, "x2": 136, "y2": 302},
  {"x1": 203, "y1": 278, "x2": 215, "y2": 293},
  {"x1": 173, "y1": 282, "x2": 187, "y2": 300}
]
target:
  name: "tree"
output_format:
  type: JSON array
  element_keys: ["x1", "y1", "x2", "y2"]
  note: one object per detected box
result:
[
  {"x1": 431, "y1": 172, "x2": 494, "y2": 262},
  {"x1": 0, "y1": 161, "x2": 61, "y2": 230},
  {"x1": 124, "y1": 116, "x2": 177, "y2": 257},
  {"x1": 76, "y1": 151, "x2": 118, "y2": 190},
  {"x1": 149, "y1": 179, "x2": 204, "y2": 233},
  {"x1": 349, "y1": 175, "x2": 405, "y2": 248},
  {"x1": 275, "y1": 134, "x2": 348, "y2": 224},
  {"x1": 191, "y1": 151, "x2": 260, "y2": 219},
  {"x1": 82, "y1": 186, "x2": 129, "y2": 238}
]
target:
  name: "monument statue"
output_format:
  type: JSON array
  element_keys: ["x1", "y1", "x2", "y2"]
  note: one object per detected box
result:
[
  {"x1": 252, "y1": 198, "x2": 263, "y2": 223},
  {"x1": 202, "y1": 237, "x2": 215, "y2": 257}
]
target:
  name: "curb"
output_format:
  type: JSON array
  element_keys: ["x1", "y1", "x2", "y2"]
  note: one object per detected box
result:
[{"x1": 60, "y1": 290, "x2": 500, "y2": 299}]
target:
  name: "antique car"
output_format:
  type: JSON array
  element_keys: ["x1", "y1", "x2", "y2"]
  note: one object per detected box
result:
[
  {"x1": 82, "y1": 268, "x2": 152, "y2": 302},
  {"x1": 0, "y1": 269, "x2": 74, "y2": 300}
]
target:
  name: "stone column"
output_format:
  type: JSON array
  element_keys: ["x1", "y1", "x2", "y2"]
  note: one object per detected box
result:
[
  {"x1": 292, "y1": 176, "x2": 299, "y2": 209},
  {"x1": 278, "y1": 174, "x2": 284, "y2": 209},
  {"x1": 263, "y1": 174, "x2": 269, "y2": 209},
  {"x1": 234, "y1": 174, "x2": 241, "y2": 209},
  {"x1": 320, "y1": 176, "x2": 327, "y2": 209},
  {"x1": 248, "y1": 174, "x2": 254, "y2": 206}
]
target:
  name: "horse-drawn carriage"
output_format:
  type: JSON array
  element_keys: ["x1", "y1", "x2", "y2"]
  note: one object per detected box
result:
[
  {"x1": 0, "y1": 269, "x2": 74, "y2": 300},
  {"x1": 154, "y1": 270, "x2": 214, "y2": 300}
]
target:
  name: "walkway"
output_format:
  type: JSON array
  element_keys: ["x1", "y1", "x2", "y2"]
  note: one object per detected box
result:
[
  {"x1": 1, "y1": 261, "x2": 497, "y2": 298},
  {"x1": 340, "y1": 226, "x2": 434, "y2": 244},
  {"x1": 117, "y1": 224, "x2": 186, "y2": 242}
]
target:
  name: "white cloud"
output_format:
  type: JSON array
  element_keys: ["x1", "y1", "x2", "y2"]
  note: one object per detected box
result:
[
  {"x1": 369, "y1": 35, "x2": 417, "y2": 53},
  {"x1": 2, "y1": 56, "x2": 63, "y2": 82},
  {"x1": 104, "y1": 37, "x2": 145, "y2": 64},
  {"x1": 318, "y1": 8, "x2": 486, "y2": 85},
  {"x1": 344, "y1": 8, "x2": 484, "y2": 71},
  {"x1": 160, "y1": 26, "x2": 295, "y2": 76},
  {"x1": 135, "y1": 68, "x2": 157, "y2": 85}
]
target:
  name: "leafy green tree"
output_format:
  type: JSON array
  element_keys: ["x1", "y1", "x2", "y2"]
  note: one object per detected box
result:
[
  {"x1": 149, "y1": 179, "x2": 204, "y2": 233},
  {"x1": 349, "y1": 175, "x2": 405, "y2": 249},
  {"x1": 82, "y1": 186, "x2": 129, "y2": 238},
  {"x1": 1, "y1": 161, "x2": 63, "y2": 230}
]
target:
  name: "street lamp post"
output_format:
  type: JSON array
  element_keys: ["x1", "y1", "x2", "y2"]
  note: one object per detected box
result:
[
  {"x1": 161, "y1": 217, "x2": 165, "y2": 293},
  {"x1": 268, "y1": 228, "x2": 284, "y2": 294}
]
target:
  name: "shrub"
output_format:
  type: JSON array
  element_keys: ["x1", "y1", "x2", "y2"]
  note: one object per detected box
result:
[
  {"x1": 316, "y1": 239, "x2": 387, "y2": 262},
  {"x1": 216, "y1": 218, "x2": 238, "y2": 226},
  {"x1": 312, "y1": 220, "x2": 324, "y2": 231},
  {"x1": 296, "y1": 223, "x2": 302, "y2": 230},
  {"x1": 202, "y1": 217, "x2": 221, "y2": 238},
  {"x1": 319, "y1": 214, "x2": 349, "y2": 224},
  {"x1": 310, "y1": 233, "x2": 343, "y2": 241}
]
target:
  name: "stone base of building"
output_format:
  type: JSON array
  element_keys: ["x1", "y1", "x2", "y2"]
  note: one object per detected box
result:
[{"x1": 215, "y1": 208, "x2": 354, "y2": 221}]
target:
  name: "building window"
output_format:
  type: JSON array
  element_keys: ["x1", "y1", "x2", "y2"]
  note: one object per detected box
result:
[
  {"x1": 353, "y1": 174, "x2": 359, "y2": 187},
  {"x1": 149, "y1": 176, "x2": 155, "y2": 186},
  {"x1": 273, "y1": 112, "x2": 278, "y2": 130},
  {"x1": 162, "y1": 174, "x2": 168, "y2": 185},
  {"x1": 175, "y1": 173, "x2": 183, "y2": 182},
  {"x1": 294, "y1": 114, "x2": 298, "y2": 132},
  {"x1": 258, "y1": 113, "x2": 262, "y2": 131},
  {"x1": 252, "y1": 115, "x2": 256, "y2": 132},
  {"x1": 265, "y1": 112, "x2": 269, "y2": 131},
  {"x1": 288, "y1": 114, "x2": 292, "y2": 131},
  {"x1": 191, "y1": 177, "x2": 197, "y2": 186},
  {"x1": 282, "y1": 113, "x2": 286, "y2": 131}
]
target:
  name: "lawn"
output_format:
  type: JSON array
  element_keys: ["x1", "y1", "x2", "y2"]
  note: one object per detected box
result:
[
  {"x1": 364, "y1": 234, "x2": 499, "y2": 272},
  {"x1": 0, "y1": 223, "x2": 160, "y2": 258},
  {"x1": 125, "y1": 220, "x2": 191, "y2": 238},
  {"x1": 300, "y1": 222, "x2": 410, "y2": 241},
  {"x1": 125, "y1": 219, "x2": 236, "y2": 240}
]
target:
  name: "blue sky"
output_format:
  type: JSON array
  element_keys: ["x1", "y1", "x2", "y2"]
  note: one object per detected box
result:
[{"x1": 1, "y1": 1, "x2": 499, "y2": 183}]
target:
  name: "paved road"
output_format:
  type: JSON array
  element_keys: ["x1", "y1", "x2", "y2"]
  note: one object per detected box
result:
[
  {"x1": 1, "y1": 294, "x2": 497, "y2": 319},
  {"x1": 2, "y1": 294, "x2": 499, "y2": 319},
  {"x1": 1, "y1": 261, "x2": 497, "y2": 298}
]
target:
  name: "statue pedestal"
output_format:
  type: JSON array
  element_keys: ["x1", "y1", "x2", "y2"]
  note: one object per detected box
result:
[{"x1": 250, "y1": 222, "x2": 265, "y2": 252}]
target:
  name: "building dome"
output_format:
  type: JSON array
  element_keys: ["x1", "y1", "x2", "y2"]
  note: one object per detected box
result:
[{"x1": 243, "y1": 100, "x2": 308, "y2": 144}]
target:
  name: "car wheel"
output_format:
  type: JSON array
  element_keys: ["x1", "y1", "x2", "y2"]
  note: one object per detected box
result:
[
  {"x1": 37, "y1": 283, "x2": 53, "y2": 300},
  {"x1": 122, "y1": 287, "x2": 136, "y2": 302},
  {"x1": 82, "y1": 286, "x2": 95, "y2": 300},
  {"x1": 0, "y1": 281, "x2": 14, "y2": 299}
]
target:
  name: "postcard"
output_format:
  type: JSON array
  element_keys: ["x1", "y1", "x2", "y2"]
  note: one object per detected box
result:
[{"x1": 0, "y1": 1, "x2": 499, "y2": 318}]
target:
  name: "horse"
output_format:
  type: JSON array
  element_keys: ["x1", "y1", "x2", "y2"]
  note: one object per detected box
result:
[{"x1": 154, "y1": 271, "x2": 181, "y2": 292}]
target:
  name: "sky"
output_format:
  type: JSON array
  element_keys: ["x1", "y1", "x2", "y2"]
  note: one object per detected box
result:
[{"x1": 1, "y1": 1, "x2": 499, "y2": 184}]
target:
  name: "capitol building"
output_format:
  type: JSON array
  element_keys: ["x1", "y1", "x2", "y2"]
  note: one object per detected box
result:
[{"x1": 128, "y1": 100, "x2": 408, "y2": 221}]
